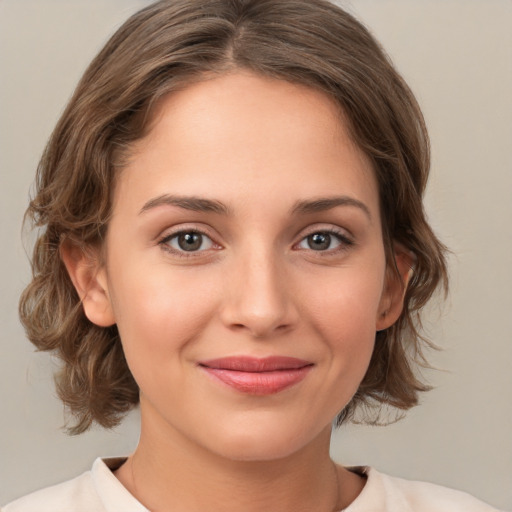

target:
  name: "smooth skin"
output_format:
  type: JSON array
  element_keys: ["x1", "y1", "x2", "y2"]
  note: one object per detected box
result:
[{"x1": 62, "y1": 70, "x2": 411, "y2": 512}]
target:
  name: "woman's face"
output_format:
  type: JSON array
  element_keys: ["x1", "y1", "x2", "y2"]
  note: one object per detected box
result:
[{"x1": 87, "y1": 71, "x2": 402, "y2": 461}]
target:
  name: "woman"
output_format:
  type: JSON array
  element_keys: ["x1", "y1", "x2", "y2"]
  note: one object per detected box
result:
[{"x1": 3, "y1": 0, "x2": 502, "y2": 510}]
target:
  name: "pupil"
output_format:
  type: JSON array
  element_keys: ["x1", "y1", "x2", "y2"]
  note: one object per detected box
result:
[
  {"x1": 178, "y1": 232, "x2": 202, "y2": 251},
  {"x1": 309, "y1": 233, "x2": 330, "y2": 251}
]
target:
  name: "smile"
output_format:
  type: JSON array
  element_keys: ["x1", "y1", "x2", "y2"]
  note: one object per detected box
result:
[{"x1": 198, "y1": 356, "x2": 314, "y2": 395}]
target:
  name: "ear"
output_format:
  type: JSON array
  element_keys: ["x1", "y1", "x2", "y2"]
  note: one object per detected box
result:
[
  {"x1": 60, "y1": 239, "x2": 116, "y2": 327},
  {"x1": 376, "y1": 242, "x2": 415, "y2": 331}
]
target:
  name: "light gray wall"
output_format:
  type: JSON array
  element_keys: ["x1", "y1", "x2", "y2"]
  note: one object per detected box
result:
[{"x1": 1, "y1": 1, "x2": 510, "y2": 509}]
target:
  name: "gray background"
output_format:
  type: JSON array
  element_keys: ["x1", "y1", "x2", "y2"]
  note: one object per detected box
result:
[{"x1": 0, "y1": 0, "x2": 510, "y2": 509}]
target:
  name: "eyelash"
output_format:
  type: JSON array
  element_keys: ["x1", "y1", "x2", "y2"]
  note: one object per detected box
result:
[
  {"x1": 157, "y1": 227, "x2": 354, "y2": 259},
  {"x1": 296, "y1": 228, "x2": 354, "y2": 254},
  {"x1": 158, "y1": 229, "x2": 219, "y2": 259}
]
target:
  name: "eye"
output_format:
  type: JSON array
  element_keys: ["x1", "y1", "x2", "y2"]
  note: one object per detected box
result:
[
  {"x1": 296, "y1": 230, "x2": 353, "y2": 252},
  {"x1": 160, "y1": 230, "x2": 216, "y2": 254}
]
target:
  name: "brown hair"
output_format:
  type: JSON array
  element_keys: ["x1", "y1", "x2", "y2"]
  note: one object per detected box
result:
[{"x1": 19, "y1": 0, "x2": 448, "y2": 434}]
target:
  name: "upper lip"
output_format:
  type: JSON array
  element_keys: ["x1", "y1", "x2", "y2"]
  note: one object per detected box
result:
[{"x1": 199, "y1": 356, "x2": 313, "y2": 372}]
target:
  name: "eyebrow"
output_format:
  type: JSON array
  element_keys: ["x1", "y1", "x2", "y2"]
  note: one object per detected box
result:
[
  {"x1": 139, "y1": 193, "x2": 371, "y2": 220},
  {"x1": 291, "y1": 196, "x2": 372, "y2": 220},
  {"x1": 139, "y1": 194, "x2": 231, "y2": 215}
]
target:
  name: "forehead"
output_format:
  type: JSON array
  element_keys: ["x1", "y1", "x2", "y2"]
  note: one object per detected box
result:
[{"x1": 115, "y1": 70, "x2": 378, "y2": 216}]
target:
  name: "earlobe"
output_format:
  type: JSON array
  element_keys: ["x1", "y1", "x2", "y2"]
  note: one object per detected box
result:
[
  {"x1": 60, "y1": 240, "x2": 116, "y2": 327},
  {"x1": 376, "y1": 243, "x2": 415, "y2": 331}
]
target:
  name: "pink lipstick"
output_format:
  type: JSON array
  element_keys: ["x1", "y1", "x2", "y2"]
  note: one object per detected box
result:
[{"x1": 198, "y1": 356, "x2": 313, "y2": 395}]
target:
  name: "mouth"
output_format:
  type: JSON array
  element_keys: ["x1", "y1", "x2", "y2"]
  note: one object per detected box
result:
[{"x1": 198, "y1": 356, "x2": 313, "y2": 395}]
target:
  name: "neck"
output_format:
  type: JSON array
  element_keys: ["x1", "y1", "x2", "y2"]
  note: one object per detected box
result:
[{"x1": 115, "y1": 410, "x2": 364, "y2": 512}]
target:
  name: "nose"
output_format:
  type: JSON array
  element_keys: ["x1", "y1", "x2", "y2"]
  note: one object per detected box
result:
[{"x1": 219, "y1": 247, "x2": 299, "y2": 339}]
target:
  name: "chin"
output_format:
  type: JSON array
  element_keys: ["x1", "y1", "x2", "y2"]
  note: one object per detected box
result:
[
  {"x1": 203, "y1": 416, "x2": 330, "y2": 463},
  {"x1": 215, "y1": 437, "x2": 302, "y2": 462}
]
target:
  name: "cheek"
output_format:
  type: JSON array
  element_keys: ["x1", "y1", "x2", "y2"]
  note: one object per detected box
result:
[
  {"x1": 305, "y1": 265, "x2": 385, "y2": 373},
  {"x1": 307, "y1": 264, "x2": 384, "y2": 333},
  {"x1": 108, "y1": 264, "x2": 220, "y2": 367}
]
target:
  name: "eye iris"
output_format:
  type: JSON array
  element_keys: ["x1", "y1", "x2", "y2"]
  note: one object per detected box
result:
[
  {"x1": 308, "y1": 232, "x2": 331, "y2": 250},
  {"x1": 178, "y1": 232, "x2": 202, "y2": 251}
]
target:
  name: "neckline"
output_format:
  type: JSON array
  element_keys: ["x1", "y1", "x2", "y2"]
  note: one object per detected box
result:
[{"x1": 97, "y1": 457, "x2": 375, "y2": 512}]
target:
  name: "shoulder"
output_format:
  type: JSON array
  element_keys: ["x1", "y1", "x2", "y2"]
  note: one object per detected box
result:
[
  {"x1": 346, "y1": 466, "x2": 502, "y2": 512},
  {"x1": 377, "y1": 469, "x2": 502, "y2": 512},
  {"x1": 1, "y1": 470, "x2": 100, "y2": 512},
  {"x1": 1, "y1": 457, "x2": 146, "y2": 512}
]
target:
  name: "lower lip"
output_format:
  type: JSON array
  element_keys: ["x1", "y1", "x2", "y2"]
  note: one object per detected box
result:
[{"x1": 201, "y1": 366, "x2": 312, "y2": 395}]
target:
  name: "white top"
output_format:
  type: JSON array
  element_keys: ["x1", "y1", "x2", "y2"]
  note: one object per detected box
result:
[{"x1": 1, "y1": 457, "x2": 502, "y2": 512}]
